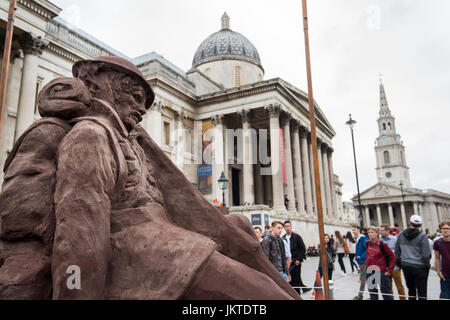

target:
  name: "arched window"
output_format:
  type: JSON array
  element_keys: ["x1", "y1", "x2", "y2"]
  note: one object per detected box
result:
[
  {"x1": 388, "y1": 122, "x2": 392, "y2": 130},
  {"x1": 383, "y1": 123, "x2": 386, "y2": 130},
  {"x1": 384, "y1": 151, "x2": 390, "y2": 164},
  {"x1": 234, "y1": 66, "x2": 241, "y2": 87}
]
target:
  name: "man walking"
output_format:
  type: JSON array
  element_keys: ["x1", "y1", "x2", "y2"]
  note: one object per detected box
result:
[
  {"x1": 352, "y1": 225, "x2": 369, "y2": 300},
  {"x1": 379, "y1": 224, "x2": 406, "y2": 300},
  {"x1": 261, "y1": 221, "x2": 291, "y2": 282},
  {"x1": 395, "y1": 215, "x2": 431, "y2": 300},
  {"x1": 434, "y1": 220, "x2": 450, "y2": 299},
  {"x1": 282, "y1": 221, "x2": 310, "y2": 294}
]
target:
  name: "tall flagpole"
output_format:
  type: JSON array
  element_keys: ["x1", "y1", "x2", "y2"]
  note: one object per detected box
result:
[
  {"x1": 0, "y1": 0, "x2": 17, "y2": 142},
  {"x1": 301, "y1": 0, "x2": 330, "y2": 300}
]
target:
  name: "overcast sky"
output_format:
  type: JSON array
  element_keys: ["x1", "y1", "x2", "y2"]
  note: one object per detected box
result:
[{"x1": 52, "y1": 0, "x2": 450, "y2": 200}]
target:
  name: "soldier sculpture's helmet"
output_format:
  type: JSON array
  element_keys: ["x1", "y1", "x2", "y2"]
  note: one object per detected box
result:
[{"x1": 72, "y1": 56, "x2": 155, "y2": 109}]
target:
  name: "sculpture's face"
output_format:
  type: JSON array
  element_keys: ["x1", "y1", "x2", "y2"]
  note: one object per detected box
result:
[{"x1": 113, "y1": 75, "x2": 147, "y2": 132}]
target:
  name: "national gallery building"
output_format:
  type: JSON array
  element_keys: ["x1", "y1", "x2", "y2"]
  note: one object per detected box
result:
[{"x1": 0, "y1": 1, "x2": 357, "y2": 246}]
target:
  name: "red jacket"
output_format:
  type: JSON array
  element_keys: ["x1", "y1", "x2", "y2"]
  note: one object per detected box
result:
[{"x1": 365, "y1": 239, "x2": 396, "y2": 273}]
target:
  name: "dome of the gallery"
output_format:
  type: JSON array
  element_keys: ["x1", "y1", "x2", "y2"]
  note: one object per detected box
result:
[{"x1": 192, "y1": 13, "x2": 262, "y2": 69}]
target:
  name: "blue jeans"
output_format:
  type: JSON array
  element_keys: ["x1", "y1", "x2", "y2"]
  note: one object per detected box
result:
[
  {"x1": 280, "y1": 271, "x2": 289, "y2": 282},
  {"x1": 366, "y1": 270, "x2": 394, "y2": 300},
  {"x1": 441, "y1": 278, "x2": 450, "y2": 299}
]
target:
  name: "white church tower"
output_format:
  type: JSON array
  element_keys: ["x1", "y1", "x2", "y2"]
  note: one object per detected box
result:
[{"x1": 375, "y1": 80, "x2": 411, "y2": 187}]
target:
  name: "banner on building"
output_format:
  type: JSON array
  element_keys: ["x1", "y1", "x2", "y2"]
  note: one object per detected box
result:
[{"x1": 197, "y1": 119, "x2": 212, "y2": 194}]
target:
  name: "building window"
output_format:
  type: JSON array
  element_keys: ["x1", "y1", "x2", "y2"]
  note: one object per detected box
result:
[
  {"x1": 383, "y1": 123, "x2": 386, "y2": 130},
  {"x1": 388, "y1": 122, "x2": 392, "y2": 130},
  {"x1": 234, "y1": 66, "x2": 241, "y2": 87},
  {"x1": 205, "y1": 68, "x2": 211, "y2": 77},
  {"x1": 384, "y1": 151, "x2": 390, "y2": 164},
  {"x1": 163, "y1": 121, "x2": 171, "y2": 146}
]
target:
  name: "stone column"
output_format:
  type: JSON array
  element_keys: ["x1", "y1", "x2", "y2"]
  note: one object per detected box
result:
[
  {"x1": 290, "y1": 121, "x2": 306, "y2": 216},
  {"x1": 174, "y1": 110, "x2": 185, "y2": 170},
  {"x1": 263, "y1": 174, "x2": 273, "y2": 207},
  {"x1": 308, "y1": 135, "x2": 317, "y2": 216},
  {"x1": 300, "y1": 128, "x2": 313, "y2": 216},
  {"x1": 281, "y1": 113, "x2": 297, "y2": 213},
  {"x1": 148, "y1": 101, "x2": 163, "y2": 146},
  {"x1": 212, "y1": 114, "x2": 225, "y2": 204},
  {"x1": 376, "y1": 204, "x2": 382, "y2": 225},
  {"x1": 400, "y1": 202, "x2": 407, "y2": 230},
  {"x1": 327, "y1": 148, "x2": 339, "y2": 220},
  {"x1": 365, "y1": 206, "x2": 371, "y2": 226},
  {"x1": 438, "y1": 204, "x2": 444, "y2": 222},
  {"x1": 388, "y1": 203, "x2": 395, "y2": 227},
  {"x1": 322, "y1": 144, "x2": 333, "y2": 219},
  {"x1": 413, "y1": 201, "x2": 419, "y2": 216},
  {"x1": 361, "y1": 206, "x2": 367, "y2": 226},
  {"x1": 265, "y1": 104, "x2": 284, "y2": 211},
  {"x1": 15, "y1": 34, "x2": 47, "y2": 141},
  {"x1": 431, "y1": 202, "x2": 439, "y2": 233},
  {"x1": 254, "y1": 130, "x2": 264, "y2": 205},
  {"x1": 238, "y1": 109, "x2": 255, "y2": 205},
  {"x1": 316, "y1": 140, "x2": 327, "y2": 218}
]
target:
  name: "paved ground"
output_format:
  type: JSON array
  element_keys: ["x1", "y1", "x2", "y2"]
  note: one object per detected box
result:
[{"x1": 297, "y1": 255, "x2": 442, "y2": 300}]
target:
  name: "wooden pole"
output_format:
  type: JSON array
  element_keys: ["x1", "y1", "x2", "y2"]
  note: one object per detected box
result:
[
  {"x1": 301, "y1": 0, "x2": 330, "y2": 300},
  {"x1": 0, "y1": 0, "x2": 17, "y2": 142}
]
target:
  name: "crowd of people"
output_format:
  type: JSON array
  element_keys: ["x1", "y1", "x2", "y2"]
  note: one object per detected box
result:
[{"x1": 254, "y1": 216, "x2": 450, "y2": 300}]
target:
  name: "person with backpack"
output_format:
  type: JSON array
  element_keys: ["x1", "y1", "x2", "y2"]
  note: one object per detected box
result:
[
  {"x1": 379, "y1": 224, "x2": 406, "y2": 300},
  {"x1": 352, "y1": 225, "x2": 369, "y2": 300},
  {"x1": 434, "y1": 220, "x2": 450, "y2": 299},
  {"x1": 346, "y1": 231, "x2": 358, "y2": 274},
  {"x1": 395, "y1": 215, "x2": 432, "y2": 300},
  {"x1": 365, "y1": 226, "x2": 396, "y2": 300}
]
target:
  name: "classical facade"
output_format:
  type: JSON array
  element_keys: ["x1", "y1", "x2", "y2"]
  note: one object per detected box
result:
[
  {"x1": 353, "y1": 82, "x2": 450, "y2": 234},
  {"x1": 0, "y1": 2, "x2": 353, "y2": 246}
]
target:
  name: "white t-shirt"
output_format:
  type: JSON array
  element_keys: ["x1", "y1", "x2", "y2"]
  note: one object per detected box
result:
[{"x1": 283, "y1": 238, "x2": 292, "y2": 259}]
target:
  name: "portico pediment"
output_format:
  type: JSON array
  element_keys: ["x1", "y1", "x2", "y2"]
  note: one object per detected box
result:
[{"x1": 356, "y1": 183, "x2": 403, "y2": 201}]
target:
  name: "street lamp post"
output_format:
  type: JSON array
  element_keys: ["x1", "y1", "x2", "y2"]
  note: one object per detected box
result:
[
  {"x1": 218, "y1": 172, "x2": 228, "y2": 207},
  {"x1": 346, "y1": 114, "x2": 364, "y2": 228}
]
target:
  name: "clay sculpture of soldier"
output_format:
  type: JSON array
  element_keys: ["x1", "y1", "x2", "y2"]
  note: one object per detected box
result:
[{"x1": 0, "y1": 56, "x2": 299, "y2": 300}]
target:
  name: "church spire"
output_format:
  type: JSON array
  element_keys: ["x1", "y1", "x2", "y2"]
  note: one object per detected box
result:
[
  {"x1": 379, "y1": 76, "x2": 391, "y2": 117},
  {"x1": 221, "y1": 12, "x2": 230, "y2": 30}
]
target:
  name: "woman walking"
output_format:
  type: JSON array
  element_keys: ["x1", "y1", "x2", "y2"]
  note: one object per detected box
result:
[
  {"x1": 346, "y1": 231, "x2": 358, "y2": 273},
  {"x1": 318, "y1": 234, "x2": 335, "y2": 280},
  {"x1": 334, "y1": 231, "x2": 347, "y2": 276}
]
